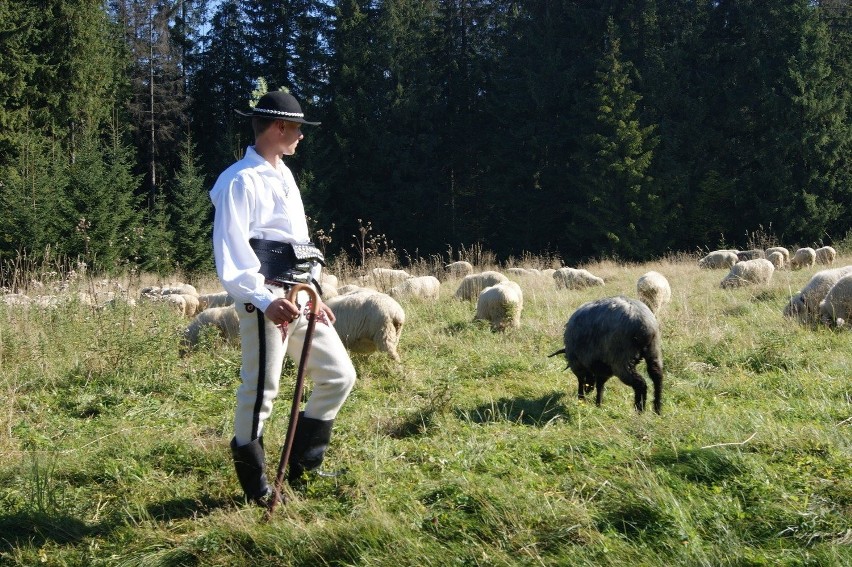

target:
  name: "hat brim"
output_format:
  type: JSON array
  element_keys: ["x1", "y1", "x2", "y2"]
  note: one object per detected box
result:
[{"x1": 234, "y1": 108, "x2": 321, "y2": 125}]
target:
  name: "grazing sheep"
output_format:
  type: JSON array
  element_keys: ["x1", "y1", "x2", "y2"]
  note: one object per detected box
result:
[
  {"x1": 475, "y1": 281, "x2": 523, "y2": 332},
  {"x1": 541, "y1": 268, "x2": 557, "y2": 277},
  {"x1": 455, "y1": 271, "x2": 509, "y2": 301},
  {"x1": 737, "y1": 249, "x2": 765, "y2": 261},
  {"x1": 790, "y1": 247, "x2": 816, "y2": 270},
  {"x1": 553, "y1": 267, "x2": 605, "y2": 290},
  {"x1": 506, "y1": 267, "x2": 533, "y2": 277},
  {"x1": 720, "y1": 258, "x2": 774, "y2": 289},
  {"x1": 445, "y1": 261, "x2": 474, "y2": 277},
  {"x1": 326, "y1": 290, "x2": 406, "y2": 361},
  {"x1": 160, "y1": 283, "x2": 199, "y2": 297},
  {"x1": 698, "y1": 250, "x2": 739, "y2": 270},
  {"x1": 358, "y1": 268, "x2": 412, "y2": 291},
  {"x1": 321, "y1": 273, "x2": 339, "y2": 289},
  {"x1": 818, "y1": 274, "x2": 852, "y2": 327},
  {"x1": 784, "y1": 266, "x2": 852, "y2": 323},
  {"x1": 548, "y1": 296, "x2": 663, "y2": 414},
  {"x1": 389, "y1": 275, "x2": 441, "y2": 301},
  {"x1": 197, "y1": 291, "x2": 234, "y2": 311},
  {"x1": 766, "y1": 251, "x2": 786, "y2": 269},
  {"x1": 183, "y1": 305, "x2": 241, "y2": 350},
  {"x1": 636, "y1": 271, "x2": 671, "y2": 315},
  {"x1": 337, "y1": 284, "x2": 372, "y2": 295},
  {"x1": 815, "y1": 246, "x2": 837, "y2": 266},
  {"x1": 765, "y1": 247, "x2": 790, "y2": 265}
]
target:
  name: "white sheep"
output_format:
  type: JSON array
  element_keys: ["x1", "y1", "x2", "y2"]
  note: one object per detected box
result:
[
  {"x1": 358, "y1": 268, "x2": 411, "y2": 291},
  {"x1": 815, "y1": 246, "x2": 837, "y2": 266},
  {"x1": 455, "y1": 271, "x2": 509, "y2": 301},
  {"x1": 389, "y1": 275, "x2": 441, "y2": 301},
  {"x1": 506, "y1": 267, "x2": 533, "y2": 277},
  {"x1": 720, "y1": 258, "x2": 775, "y2": 288},
  {"x1": 326, "y1": 290, "x2": 406, "y2": 361},
  {"x1": 161, "y1": 283, "x2": 199, "y2": 297},
  {"x1": 321, "y1": 273, "x2": 339, "y2": 289},
  {"x1": 197, "y1": 291, "x2": 234, "y2": 311},
  {"x1": 553, "y1": 267, "x2": 604, "y2": 290},
  {"x1": 337, "y1": 284, "x2": 372, "y2": 295},
  {"x1": 766, "y1": 251, "x2": 785, "y2": 269},
  {"x1": 636, "y1": 271, "x2": 671, "y2": 315},
  {"x1": 765, "y1": 247, "x2": 790, "y2": 265},
  {"x1": 783, "y1": 266, "x2": 852, "y2": 323},
  {"x1": 736, "y1": 249, "x2": 765, "y2": 261},
  {"x1": 698, "y1": 250, "x2": 739, "y2": 270},
  {"x1": 818, "y1": 274, "x2": 852, "y2": 327},
  {"x1": 445, "y1": 261, "x2": 474, "y2": 277},
  {"x1": 163, "y1": 293, "x2": 200, "y2": 317},
  {"x1": 790, "y1": 247, "x2": 816, "y2": 270},
  {"x1": 475, "y1": 281, "x2": 523, "y2": 331},
  {"x1": 183, "y1": 305, "x2": 240, "y2": 350}
]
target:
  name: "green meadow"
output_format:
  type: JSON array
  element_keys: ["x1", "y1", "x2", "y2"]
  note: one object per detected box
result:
[{"x1": 1, "y1": 252, "x2": 850, "y2": 566}]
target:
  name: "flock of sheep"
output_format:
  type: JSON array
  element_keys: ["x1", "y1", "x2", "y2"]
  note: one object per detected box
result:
[
  {"x1": 4, "y1": 243, "x2": 848, "y2": 416},
  {"x1": 699, "y1": 245, "x2": 852, "y2": 326}
]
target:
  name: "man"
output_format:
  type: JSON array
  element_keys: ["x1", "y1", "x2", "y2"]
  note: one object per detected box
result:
[{"x1": 209, "y1": 90, "x2": 356, "y2": 505}]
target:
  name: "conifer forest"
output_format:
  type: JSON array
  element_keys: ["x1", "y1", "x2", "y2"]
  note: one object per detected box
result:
[{"x1": 1, "y1": 1, "x2": 850, "y2": 274}]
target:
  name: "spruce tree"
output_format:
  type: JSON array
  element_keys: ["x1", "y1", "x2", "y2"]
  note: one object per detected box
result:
[
  {"x1": 572, "y1": 17, "x2": 659, "y2": 260},
  {"x1": 0, "y1": 130, "x2": 68, "y2": 259},
  {"x1": 170, "y1": 134, "x2": 213, "y2": 276},
  {"x1": 60, "y1": 126, "x2": 143, "y2": 273}
]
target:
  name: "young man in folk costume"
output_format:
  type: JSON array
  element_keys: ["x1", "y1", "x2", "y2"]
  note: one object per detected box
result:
[{"x1": 210, "y1": 90, "x2": 356, "y2": 505}]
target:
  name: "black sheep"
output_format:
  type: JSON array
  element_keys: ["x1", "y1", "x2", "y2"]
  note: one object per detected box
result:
[{"x1": 549, "y1": 296, "x2": 664, "y2": 413}]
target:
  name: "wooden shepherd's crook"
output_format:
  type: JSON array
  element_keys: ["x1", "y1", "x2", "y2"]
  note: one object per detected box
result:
[{"x1": 265, "y1": 282, "x2": 321, "y2": 519}]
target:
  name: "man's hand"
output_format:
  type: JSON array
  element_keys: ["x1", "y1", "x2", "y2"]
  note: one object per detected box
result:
[
  {"x1": 264, "y1": 297, "x2": 301, "y2": 326},
  {"x1": 317, "y1": 298, "x2": 336, "y2": 324}
]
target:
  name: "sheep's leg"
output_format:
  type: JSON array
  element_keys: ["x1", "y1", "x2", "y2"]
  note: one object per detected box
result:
[
  {"x1": 646, "y1": 358, "x2": 663, "y2": 414},
  {"x1": 573, "y1": 369, "x2": 594, "y2": 401},
  {"x1": 616, "y1": 368, "x2": 647, "y2": 412},
  {"x1": 594, "y1": 376, "x2": 609, "y2": 407}
]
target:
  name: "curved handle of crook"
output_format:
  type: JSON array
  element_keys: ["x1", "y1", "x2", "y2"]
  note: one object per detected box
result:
[{"x1": 286, "y1": 282, "x2": 321, "y2": 315}]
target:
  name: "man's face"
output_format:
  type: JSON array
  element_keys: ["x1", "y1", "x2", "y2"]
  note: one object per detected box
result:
[{"x1": 280, "y1": 121, "x2": 303, "y2": 155}]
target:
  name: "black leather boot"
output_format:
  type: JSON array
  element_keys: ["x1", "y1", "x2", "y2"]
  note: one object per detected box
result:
[
  {"x1": 230, "y1": 437, "x2": 270, "y2": 504},
  {"x1": 287, "y1": 412, "x2": 335, "y2": 484}
]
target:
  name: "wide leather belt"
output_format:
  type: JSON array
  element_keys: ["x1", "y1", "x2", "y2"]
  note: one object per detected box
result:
[{"x1": 249, "y1": 238, "x2": 325, "y2": 288}]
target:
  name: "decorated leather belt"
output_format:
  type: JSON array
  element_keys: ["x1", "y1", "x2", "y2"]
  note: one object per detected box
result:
[{"x1": 249, "y1": 238, "x2": 325, "y2": 290}]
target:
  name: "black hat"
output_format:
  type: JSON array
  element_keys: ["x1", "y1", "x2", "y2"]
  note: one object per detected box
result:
[{"x1": 235, "y1": 91, "x2": 321, "y2": 125}]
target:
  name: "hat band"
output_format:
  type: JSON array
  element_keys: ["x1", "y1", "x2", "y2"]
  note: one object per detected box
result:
[{"x1": 254, "y1": 108, "x2": 305, "y2": 118}]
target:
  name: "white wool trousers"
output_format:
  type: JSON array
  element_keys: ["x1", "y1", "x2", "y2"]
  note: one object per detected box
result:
[{"x1": 233, "y1": 287, "x2": 357, "y2": 446}]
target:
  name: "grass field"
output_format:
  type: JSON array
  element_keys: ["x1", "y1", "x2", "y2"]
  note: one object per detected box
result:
[{"x1": 0, "y1": 251, "x2": 850, "y2": 566}]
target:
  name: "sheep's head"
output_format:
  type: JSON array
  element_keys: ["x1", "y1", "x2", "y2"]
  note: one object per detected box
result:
[{"x1": 783, "y1": 293, "x2": 807, "y2": 320}]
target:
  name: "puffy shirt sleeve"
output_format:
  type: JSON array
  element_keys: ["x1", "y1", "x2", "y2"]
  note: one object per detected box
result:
[{"x1": 210, "y1": 171, "x2": 276, "y2": 311}]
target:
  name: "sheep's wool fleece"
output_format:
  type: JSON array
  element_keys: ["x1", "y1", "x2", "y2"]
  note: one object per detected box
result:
[
  {"x1": 698, "y1": 250, "x2": 739, "y2": 269},
  {"x1": 720, "y1": 258, "x2": 774, "y2": 288},
  {"x1": 389, "y1": 276, "x2": 441, "y2": 301},
  {"x1": 553, "y1": 268, "x2": 604, "y2": 290},
  {"x1": 819, "y1": 273, "x2": 852, "y2": 327},
  {"x1": 183, "y1": 305, "x2": 240, "y2": 348},
  {"x1": 790, "y1": 247, "x2": 817, "y2": 270},
  {"x1": 784, "y1": 265, "x2": 852, "y2": 321},
  {"x1": 475, "y1": 281, "x2": 523, "y2": 331},
  {"x1": 455, "y1": 271, "x2": 509, "y2": 301},
  {"x1": 326, "y1": 290, "x2": 406, "y2": 360},
  {"x1": 636, "y1": 271, "x2": 671, "y2": 314}
]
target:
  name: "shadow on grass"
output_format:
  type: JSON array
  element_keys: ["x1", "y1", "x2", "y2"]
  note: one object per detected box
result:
[
  {"x1": 649, "y1": 447, "x2": 745, "y2": 485},
  {"x1": 0, "y1": 512, "x2": 97, "y2": 551},
  {"x1": 145, "y1": 495, "x2": 235, "y2": 521},
  {"x1": 0, "y1": 496, "x2": 233, "y2": 553},
  {"x1": 462, "y1": 391, "x2": 570, "y2": 426}
]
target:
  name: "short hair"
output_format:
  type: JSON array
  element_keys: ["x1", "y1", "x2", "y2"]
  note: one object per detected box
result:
[{"x1": 252, "y1": 116, "x2": 278, "y2": 138}]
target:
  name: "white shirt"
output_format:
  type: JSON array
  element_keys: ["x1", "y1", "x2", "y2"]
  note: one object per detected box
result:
[{"x1": 210, "y1": 146, "x2": 315, "y2": 311}]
